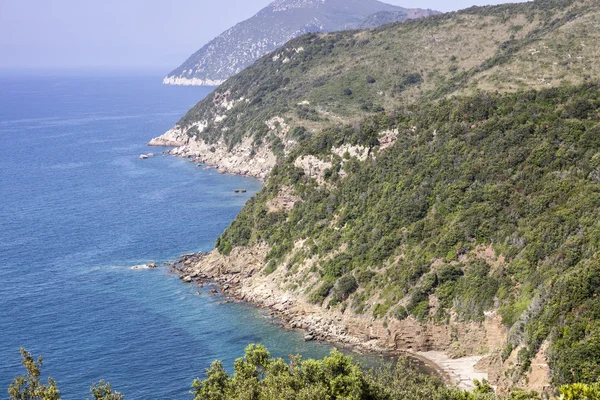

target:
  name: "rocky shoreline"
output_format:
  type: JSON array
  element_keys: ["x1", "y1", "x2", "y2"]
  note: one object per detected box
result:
[
  {"x1": 148, "y1": 127, "x2": 275, "y2": 181},
  {"x1": 165, "y1": 249, "x2": 499, "y2": 391},
  {"x1": 147, "y1": 132, "x2": 549, "y2": 394}
]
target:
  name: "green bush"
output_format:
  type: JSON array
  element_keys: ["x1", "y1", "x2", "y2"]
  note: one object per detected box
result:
[
  {"x1": 309, "y1": 279, "x2": 335, "y2": 305},
  {"x1": 331, "y1": 274, "x2": 358, "y2": 303}
]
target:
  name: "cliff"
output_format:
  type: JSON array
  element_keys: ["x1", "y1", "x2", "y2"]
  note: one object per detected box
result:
[
  {"x1": 173, "y1": 245, "x2": 507, "y2": 391},
  {"x1": 149, "y1": 126, "x2": 276, "y2": 180},
  {"x1": 155, "y1": 0, "x2": 600, "y2": 392}
]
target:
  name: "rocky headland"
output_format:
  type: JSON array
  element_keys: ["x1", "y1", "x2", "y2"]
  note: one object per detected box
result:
[
  {"x1": 166, "y1": 245, "x2": 549, "y2": 393},
  {"x1": 148, "y1": 127, "x2": 276, "y2": 180}
]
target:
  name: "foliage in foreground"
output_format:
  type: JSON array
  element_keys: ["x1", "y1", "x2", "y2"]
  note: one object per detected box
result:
[
  {"x1": 8, "y1": 346, "x2": 600, "y2": 399},
  {"x1": 8, "y1": 348, "x2": 60, "y2": 400},
  {"x1": 8, "y1": 348, "x2": 124, "y2": 400},
  {"x1": 190, "y1": 344, "x2": 599, "y2": 400}
]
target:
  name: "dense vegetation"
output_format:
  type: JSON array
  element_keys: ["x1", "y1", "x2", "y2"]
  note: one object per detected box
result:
[
  {"x1": 11, "y1": 346, "x2": 600, "y2": 399},
  {"x1": 191, "y1": 345, "x2": 600, "y2": 399},
  {"x1": 216, "y1": 82, "x2": 600, "y2": 386},
  {"x1": 163, "y1": 0, "x2": 600, "y2": 392}
]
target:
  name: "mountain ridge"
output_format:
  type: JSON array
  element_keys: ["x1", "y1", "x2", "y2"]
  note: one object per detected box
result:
[{"x1": 163, "y1": 0, "x2": 438, "y2": 86}]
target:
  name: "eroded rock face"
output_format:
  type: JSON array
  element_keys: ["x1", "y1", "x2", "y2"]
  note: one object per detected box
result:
[
  {"x1": 378, "y1": 129, "x2": 398, "y2": 150},
  {"x1": 149, "y1": 130, "x2": 276, "y2": 180},
  {"x1": 332, "y1": 144, "x2": 369, "y2": 161},
  {"x1": 294, "y1": 155, "x2": 333, "y2": 184},
  {"x1": 478, "y1": 342, "x2": 551, "y2": 396},
  {"x1": 148, "y1": 127, "x2": 189, "y2": 147},
  {"x1": 169, "y1": 244, "x2": 532, "y2": 392},
  {"x1": 267, "y1": 186, "x2": 301, "y2": 212}
]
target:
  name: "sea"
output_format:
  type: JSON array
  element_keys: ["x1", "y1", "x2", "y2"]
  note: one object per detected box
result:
[{"x1": 0, "y1": 72, "x2": 376, "y2": 399}]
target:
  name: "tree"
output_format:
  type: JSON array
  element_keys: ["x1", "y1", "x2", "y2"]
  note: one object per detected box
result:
[
  {"x1": 8, "y1": 348, "x2": 61, "y2": 400},
  {"x1": 559, "y1": 383, "x2": 600, "y2": 400},
  {"x1": 8, "y1": 348, "x2": 123, "y2": 400},
  {"x1": 88, "y1": 380, "x2": 124, "y2": 400},
  {"x1": 191, "y1": 344, "x2": 367, "y2": 400}
]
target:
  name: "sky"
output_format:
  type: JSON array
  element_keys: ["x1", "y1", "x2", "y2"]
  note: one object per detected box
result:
[{"x1": 0, "y1": 0, "x2": 526, "y2": 72}]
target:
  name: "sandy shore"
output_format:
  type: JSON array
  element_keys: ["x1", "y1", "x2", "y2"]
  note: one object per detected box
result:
[{"x1": 416, "y1": 351, "x2": 487, "y2": 390}]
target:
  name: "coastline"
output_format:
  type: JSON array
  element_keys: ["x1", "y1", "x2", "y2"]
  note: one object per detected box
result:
[
  {"x1": 167, "y1": 250, "x2": 493, "y2": 391},
  {"x1": 147, "y1": 131, "x2": 548, "y2": 394},
  {"x1": 162, "y1": 76, "x2": 225, "y2": 86},
  {"x1": 148, "y1": 128, "x2": 275, "y2": 181}
]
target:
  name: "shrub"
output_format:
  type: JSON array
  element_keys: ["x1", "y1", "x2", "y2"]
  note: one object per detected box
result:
[
  {"x1": 331, "y1": 275, "x2": 358, "y2": 302},
  {"x1": 309, "y1": 279, "x2": 335, "y2": 305}
]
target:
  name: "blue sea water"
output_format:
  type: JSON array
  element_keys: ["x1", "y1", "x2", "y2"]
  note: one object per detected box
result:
[{"x1": 0, "y1": 73, "x2": 367, "y2": 399}]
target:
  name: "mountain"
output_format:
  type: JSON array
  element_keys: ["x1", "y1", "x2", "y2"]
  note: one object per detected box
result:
[
  {"x1": 358, "y1": 10, "x2": 429, "y2": 28},
  {"x1": 163, "y1": 0, "x2": 438, "y2": 86},
  {"x1": 151, "y1": 0, "x2": 600, "y2": 393}
]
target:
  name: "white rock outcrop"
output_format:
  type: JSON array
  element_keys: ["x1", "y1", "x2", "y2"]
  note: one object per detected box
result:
[
  {"x1": 148, "y1": 127, "x2": 189, "y2": 147},
  {"x1": 332, "y1": 144, "x2": 369, "y2": 161},
  {"x1": 294, "y1": 155, "x2": 333, "y2": 184},
  {"x1": 149, "y1": 128, "x2": 276, "y2": 180}
]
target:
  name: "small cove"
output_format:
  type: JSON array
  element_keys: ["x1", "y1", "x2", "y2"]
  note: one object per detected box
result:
[{"x1": 0, "y1": 73, "x2": 434, "y2": 399}]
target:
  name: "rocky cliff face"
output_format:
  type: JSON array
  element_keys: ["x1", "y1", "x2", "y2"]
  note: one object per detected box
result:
[
  {"x1": 172, "y1": 244, "x2": 511, "y2": 391},
  {"x1": 149, "y1": 127, "x2": 276, "y2": 180},
  {"x1": 172, "y1": 241, "x2": 554, "y2": 393},
  {"x1": 163, "y1": 0, "x2": 438, "y2": 86}
]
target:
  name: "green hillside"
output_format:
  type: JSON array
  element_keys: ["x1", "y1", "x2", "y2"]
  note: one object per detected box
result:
[
  {"x1": 217, "y1": 83, "x2": 600, "y2": 386},
  {"x1": 178, "y1": 0, "x2": 600, "y2": 149},
  {"x1": 169, "y1": 0, "x2": 600, "y2": 389}
]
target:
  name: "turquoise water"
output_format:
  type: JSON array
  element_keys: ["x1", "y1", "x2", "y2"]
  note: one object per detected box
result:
[{"x1": 0, "y1": 74, "x2": 368, "y2": 399}]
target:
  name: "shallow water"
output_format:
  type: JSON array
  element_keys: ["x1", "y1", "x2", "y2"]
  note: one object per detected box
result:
[{"x1": 0, "y1": 74, "x2": 387, "y2": 399}]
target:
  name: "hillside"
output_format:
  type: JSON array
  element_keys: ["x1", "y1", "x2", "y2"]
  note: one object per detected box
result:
[
  {"x1": 163, "y1": 0, "x2": 438, "y2": 86},
  {"x1": 358, "y1": 10, "x2": 429, "y2": 29},
  {"x1": 151, "y1": 0, "x2": 600, "y2": 393}
]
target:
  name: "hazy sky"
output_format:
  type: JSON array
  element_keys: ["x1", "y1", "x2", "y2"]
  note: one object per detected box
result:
[{"x1": 0, "y1": 0, "x2": 526, "y2": 72}]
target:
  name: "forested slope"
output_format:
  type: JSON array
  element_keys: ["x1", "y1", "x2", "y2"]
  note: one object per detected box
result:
[
  {"x1": 157, "y1": 0, "x2": 600, "y2": 390},
  {"x1": 217, "y1": 83, "x2": 600, "y2": 387}
]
